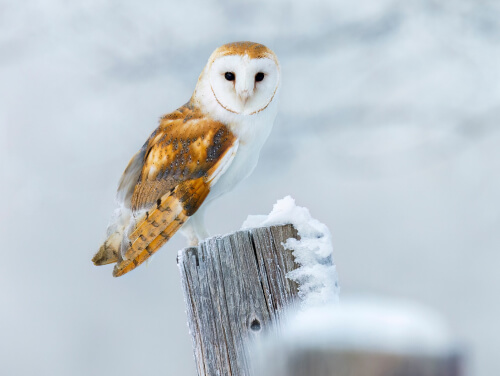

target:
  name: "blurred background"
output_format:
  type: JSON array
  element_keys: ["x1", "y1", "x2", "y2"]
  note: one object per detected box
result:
[{"x1": 1, "y1": 0, "x2": 499, "y2": 375}]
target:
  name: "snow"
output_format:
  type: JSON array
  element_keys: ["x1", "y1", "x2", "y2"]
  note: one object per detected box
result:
[
  {"x1": 283, "y1": 297, "x2": 456, "y2": 356},
  {"x1": 242, "y1": 196, "x2": 340, "y2": 307},
  {"x1": 252, "y1": 297, "x2": 458, "y2": 376}
]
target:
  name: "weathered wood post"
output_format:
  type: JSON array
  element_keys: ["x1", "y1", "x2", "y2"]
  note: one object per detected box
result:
[
  {"x1": 177, "y1": 224, "x2": 300, "y2": 376},
  {"x1": 256, "y1": 347, "x2": 462, "y2": 376},
  {"x1": 253, "y1": 302, "x2": 464, "y2": 376},
  {"x1": 176, "y1": 196, "x2": 462, "y2": 376}
]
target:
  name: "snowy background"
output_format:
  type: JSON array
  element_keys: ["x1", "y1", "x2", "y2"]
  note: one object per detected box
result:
[{"x1": 1, "y1": 0, "x2": 499, "y2": 375}]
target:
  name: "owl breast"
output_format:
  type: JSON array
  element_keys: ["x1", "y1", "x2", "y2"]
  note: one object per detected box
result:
[{"x1": 206, "y1": 110, "x2": 275, "y2": 203}]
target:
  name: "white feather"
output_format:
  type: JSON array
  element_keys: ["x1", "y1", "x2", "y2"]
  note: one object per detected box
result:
[{"x1": 180, "y1": 48, "x2": 280, "y2": 244}]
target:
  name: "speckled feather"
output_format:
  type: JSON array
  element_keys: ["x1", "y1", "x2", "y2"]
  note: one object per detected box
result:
[
  {"x1": 109, "y1": 102, "x2": 237, "y2": 276},
  {"x1": 127, "y1": 103, "x2": 236, "y2": 211}
]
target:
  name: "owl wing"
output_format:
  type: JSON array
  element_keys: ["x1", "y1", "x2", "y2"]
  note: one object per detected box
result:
[
  {"x1": 111, "y1": 104, "x2": 238, "y2": 276},
  {"x1": 117, "y1": 105, "x2": 236, "y2": 212}
]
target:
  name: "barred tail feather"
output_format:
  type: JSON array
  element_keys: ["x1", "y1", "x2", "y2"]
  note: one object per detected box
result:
[
  {"x1": 93, "y1": 177, "x2": 210, "y2": 277},
  {"x1": 93, "y1": 208, "x2": 131, "y2": 266},
  {"x1": 112, "y1": 189, "x2": 193, "y2": 277},
  {"x1": 92, "y1": 232, "x2": 121, "y2": 265},
  {"x1": 113, "y1": 209, "x2": 188, "y2": 277}
]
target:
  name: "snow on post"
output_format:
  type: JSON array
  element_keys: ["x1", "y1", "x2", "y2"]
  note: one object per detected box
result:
[
  {"x1": 242, "y1": 195, "x2": 340, "y2": 308},
  {"x1": 177, "y1": 196, "x2": 339, "y2": 376},
  {"x1": 252, "y1": 298, "x2": 463, "y2": 376}
]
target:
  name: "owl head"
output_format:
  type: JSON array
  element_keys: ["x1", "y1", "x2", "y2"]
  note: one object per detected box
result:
[{"x1": 194, "y1": 42, "x2": 280, "y2": 117}]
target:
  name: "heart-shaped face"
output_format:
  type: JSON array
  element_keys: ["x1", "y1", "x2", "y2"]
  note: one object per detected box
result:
[{"x1": 204, "y1": 42, "x2": 280, "y2": 116}]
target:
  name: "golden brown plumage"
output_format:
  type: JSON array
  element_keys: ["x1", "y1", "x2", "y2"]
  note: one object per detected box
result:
[
  {"x1": 130, "y1": 103, "x2": 236, "y2": 211},
  {"x1": 93, "y1": 102, "x2": 238, "y2": 276}
]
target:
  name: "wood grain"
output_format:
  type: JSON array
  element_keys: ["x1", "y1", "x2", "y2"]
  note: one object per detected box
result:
[
  {"x1": 177, "y1": 224, "x2": 300, "y2": 376},
  {"x1": 256, "y1": 349, "x2": 463, "y2": 376}
]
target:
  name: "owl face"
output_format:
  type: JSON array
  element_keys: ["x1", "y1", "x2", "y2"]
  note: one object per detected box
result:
[{"x1": 206, "y1": 43, "x2": 280, "y2": 116}]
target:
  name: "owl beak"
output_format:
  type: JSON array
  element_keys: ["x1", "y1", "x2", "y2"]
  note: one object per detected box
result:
[{"x1": 238, "y1": 89, "x2": 252, "y2": 105}]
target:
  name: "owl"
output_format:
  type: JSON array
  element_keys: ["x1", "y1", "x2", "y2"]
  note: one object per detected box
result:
[{"x1": 92, "y1": 42, "x2": 280, "y2": 277}]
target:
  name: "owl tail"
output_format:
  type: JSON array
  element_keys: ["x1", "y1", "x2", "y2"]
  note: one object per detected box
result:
[
  {"x1": 112, "y1": 178, "x2": 209, "y2": 277},
  {"x1": 93, "y1": 178, "x2": 209, "y2": 277},
  {"x1": 92, "y1": 208, "x2": 132, "y2": 266},
  {"x1": 112, "y1": 212, "x2": 188, "y2": 277},
  {"x1": 92, "y1": 233, "x2": 121, "y2": 265}
]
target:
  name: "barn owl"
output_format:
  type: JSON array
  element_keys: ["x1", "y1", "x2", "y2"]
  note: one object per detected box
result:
[{"x1": 92, "y1": 42, "x2": 280, "y2": 277}]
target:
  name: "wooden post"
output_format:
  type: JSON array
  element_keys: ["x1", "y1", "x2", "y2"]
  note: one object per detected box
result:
[
  {"x1": 177, "y1": 224, "x2": 300, "y2": 376},
  {"x1": 253, "y1": 302, "x2": 464, "y2": 376},
  {"x1": 255, "y1": 349, "x2": 462, "y2": 376},
  {"x1": 178, "y1": 223, "x2": 462, "y2": 376}
]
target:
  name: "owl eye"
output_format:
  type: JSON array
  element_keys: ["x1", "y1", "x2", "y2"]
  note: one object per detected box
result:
[
  {"x1": 255, "y1": 72, "x2": 265, "y2": 82},
  {"x1": 224, "y1": 72, "x2": 235, "y2": 81}
]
